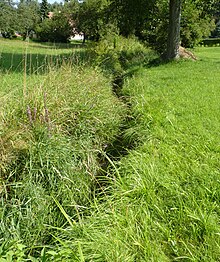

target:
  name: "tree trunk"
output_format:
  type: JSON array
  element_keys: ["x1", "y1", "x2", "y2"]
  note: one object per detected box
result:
[
  {"x1": 82, "y1": 32, "x2": 86, "y2": 44},
  {"x1": 166, "y1": 0, "x2": 182, "y2": 60}
]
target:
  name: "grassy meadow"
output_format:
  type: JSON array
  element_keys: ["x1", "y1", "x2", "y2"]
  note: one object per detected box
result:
[{"x1": 0, "y1": 38, "x2": 220, "y2": 261}]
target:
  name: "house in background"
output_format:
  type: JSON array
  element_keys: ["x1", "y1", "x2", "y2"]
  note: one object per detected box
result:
[{"x1": 70, "y1": 32, "x2": 84, "y2": 41}]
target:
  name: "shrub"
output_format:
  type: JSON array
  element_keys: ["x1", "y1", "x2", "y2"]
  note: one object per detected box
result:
[
  {"x1": 93, "y1": 34, "x2": 156, "y2": 77},
  {"x1": 200, "y1": 38, "x2": 220, "y2": 47},
  {"x1": 36, "y1": 12, "x2": 72, "y2": 43}
]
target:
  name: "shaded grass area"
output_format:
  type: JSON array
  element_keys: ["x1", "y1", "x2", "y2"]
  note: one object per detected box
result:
[
  {"x1": 0, "y1": 39, "x2": 90, "y2": 74},
  {"x1": 49, "y1": 48, "x2": 220, "y2": 261}
]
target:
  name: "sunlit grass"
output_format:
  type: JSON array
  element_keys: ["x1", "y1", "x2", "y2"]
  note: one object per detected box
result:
[
  {"x1": 1, "y1": 38, "x2": 220, "y2": 261},
  {"x1": 52, "y1": 47, "x2": 220, "y2": 261}
]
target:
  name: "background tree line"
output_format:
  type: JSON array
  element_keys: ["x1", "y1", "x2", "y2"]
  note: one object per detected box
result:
[{"x1": 0, "y1": 0, "x2": 219, "y2": 51}]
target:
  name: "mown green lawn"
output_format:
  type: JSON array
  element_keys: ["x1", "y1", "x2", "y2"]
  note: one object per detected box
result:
[{"x1": 92, "y1": 46, "x2": 220, "y2": 261}]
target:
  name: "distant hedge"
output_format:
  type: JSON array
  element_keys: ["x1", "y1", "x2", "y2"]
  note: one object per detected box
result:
[{"x1": 200, "y1": 38, "x2": 220, "y2": 47}]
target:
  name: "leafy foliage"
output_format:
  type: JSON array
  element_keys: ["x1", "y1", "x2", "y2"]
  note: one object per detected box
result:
[
  {"x1": 181, "y1": 0, "x2": 215, "y2": 47},
  {"x1": 0, "y1": 0, "x2": 17, "y2": 37},
  {"x1": 36, "y1": 12, "x2": 73, "y2": 42},
  {"x1": 108, "y1": 0, "x2": 155, "y2": 37},
  {"x1": 0, "y1": 0, "x2": 218, "y2": 48},
  {"x1": 40, "y1": 0, "x2": 49, "y2": 20},
  {"x1": 71, "y1": 0, "x2": 110, "y2": 41},
  {"x1": 17, "y1": 0, "x2": 41, "y2": 39}
]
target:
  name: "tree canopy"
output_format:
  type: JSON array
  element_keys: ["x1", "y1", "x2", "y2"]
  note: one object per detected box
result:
[
  {"x1": 66, "y1": 0, "x2": 217, "y2": 51},
  {"x1": 40, "y1": 0, "x2": 49, "y2": 20},
  {"x1": 0, "y1": 0, "x2": 17, "y2": 36},
  {"x1": 0, "y1": 0, "x2": 218, "y2": 50}
]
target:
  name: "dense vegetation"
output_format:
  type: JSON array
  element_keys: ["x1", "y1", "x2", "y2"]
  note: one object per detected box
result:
[
  {"x1": 0, "y1": 0, "x2": 219, "y2": 49},
  {"x1": 1, "y1": 34, "x2": 220, "y2": 261},
  {"x1": 0, "y1": 1, "x2": 220, "y2": 261}
]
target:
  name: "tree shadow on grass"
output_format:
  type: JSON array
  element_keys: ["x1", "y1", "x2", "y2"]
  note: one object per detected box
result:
[
  {"x1": 0, "y1": 49, "x2": 92, "y2": 74},
  {"x1": 31, "y1": 41, "x2": 85, "y2": 50},
  {"x1": 145, "y1": 56, "x2": 170, "y2": 68}
]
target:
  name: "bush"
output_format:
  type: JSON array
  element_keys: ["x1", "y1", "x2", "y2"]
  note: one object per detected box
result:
[
  {"x1": 93, "y1": 34, "x2": 156, "y2": 77},
  {"x1": 36, "y1": 12, "x2": 72, "y2": 43},
  {"x1": 2, "y1": 30, "x2": 16, "y2": 39},
  {"x1": 200, "y1": 38, "x2": 220, "y2": 47}
]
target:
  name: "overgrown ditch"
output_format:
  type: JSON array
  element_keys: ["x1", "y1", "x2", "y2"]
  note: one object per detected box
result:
[{"x1": 94, "y1": 72, "x2": 141, "y2": 195}]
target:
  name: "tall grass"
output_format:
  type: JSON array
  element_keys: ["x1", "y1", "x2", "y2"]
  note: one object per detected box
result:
[{"x1": 0, "y1": 39, "x2": 126, "y2": 258}]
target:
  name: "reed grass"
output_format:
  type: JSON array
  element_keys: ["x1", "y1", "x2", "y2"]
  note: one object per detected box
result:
[{"x1": 0, "y1": 39, "x2": 126, "y2": 258}]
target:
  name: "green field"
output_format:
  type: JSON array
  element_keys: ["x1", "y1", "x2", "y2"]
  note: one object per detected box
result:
[{"x1": 0, "y1": 38, "x2": 220, "y2": 261}]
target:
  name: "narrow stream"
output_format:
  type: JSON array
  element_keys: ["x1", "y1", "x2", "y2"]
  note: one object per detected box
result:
[{"x1": 93, "y1": 73, "x2": 138, "y2": 195}]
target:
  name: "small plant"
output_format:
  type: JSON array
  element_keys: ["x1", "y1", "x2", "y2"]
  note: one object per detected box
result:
[
  {"x1": 26, "y1": 92, "x2": 51, "y2": 137},
  {"x1": 0, "y1": 240, "x2": 26, "y2": 262}
]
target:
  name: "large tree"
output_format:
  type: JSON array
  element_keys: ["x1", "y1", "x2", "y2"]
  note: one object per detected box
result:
[
  {"x1": 17, "y1": 0, "x2": 40, "y2": 39},
  {"x1": 36, "y1": 11, "x2": 73, "y2": 42},
  {"x1": 71, "y1": 0, "x2": 109, "y2": 42},
  {"x1": 40, "y1": 0, "x2": 49, "y2": 20},
  {"x1": 68, "y1": 0, "x2": 217, "y2": 51},
  {"x1": 166, "y1": 0, "x2": 182, "y2": 60},
  {"x1": 0, "y1": 0, "x2": 17, "y2": 37}
]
